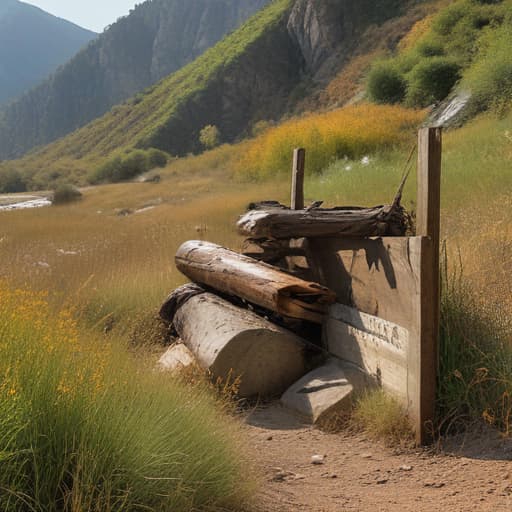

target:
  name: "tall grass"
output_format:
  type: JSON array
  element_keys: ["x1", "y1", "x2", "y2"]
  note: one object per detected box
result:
[
  {"x1": 0, "y1": 286, "x2": 252, "y2": 511},
  {"x1": 235, "y1": 103, "x2": 424, "y2": 179},
  {"x1": 438, "y1": 253, "x2": 512, "y2": 435}
]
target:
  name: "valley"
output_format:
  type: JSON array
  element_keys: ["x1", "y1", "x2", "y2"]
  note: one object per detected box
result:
[{"x1": 0, "y1": 0, "x2": 511, "y2": 510}]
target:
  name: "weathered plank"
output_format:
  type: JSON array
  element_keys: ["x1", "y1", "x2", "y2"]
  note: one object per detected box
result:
[
  {"x1": 313, "y1": 235, "x2": 439, "y2": 444},
  {"x1": 414, "y1": 127, "x2": 442, "y2": 444},
  {"x1": 237, "y1": 204, "x2": 409, "y2": 239},
  {"x1": 325, "y1": 304, "x2": 410, "y2": 399},
  {"x1": 175, "y1": 240, "x2": 336, "y2": 323},
  {"x1": 291, "y1": 148, "x2": 306, "y2": 210},
  {"x1": 241, "y1": 238, "x2": 305, "y2": 264},
  {"x1": 308, "y1": 236, "x2": 422, "y2": 330}
]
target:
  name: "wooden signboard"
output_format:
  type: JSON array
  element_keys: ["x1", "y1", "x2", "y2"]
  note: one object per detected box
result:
[{"x1": 309, "y1": 128, "x2": 442, "y2": 444}]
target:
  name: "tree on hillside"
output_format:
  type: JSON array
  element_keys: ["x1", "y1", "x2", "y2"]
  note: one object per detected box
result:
[{"x1": 199, "y1": 125, "x2": 221, "y2": 150}]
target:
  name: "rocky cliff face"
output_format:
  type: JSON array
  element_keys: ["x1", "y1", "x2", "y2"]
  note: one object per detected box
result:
[
  {"x1": 148, "y1": 0, "x2": 414, "y2": 155},
  {"x1": 0, "y1": 0, "x2": 270, "y2": 159},
  {"x1": 287, "y1": 0, "x2": 406, "y2": 77},
  {"x1": 3, "y1": 0, "x2": 421, "y2": 177}
]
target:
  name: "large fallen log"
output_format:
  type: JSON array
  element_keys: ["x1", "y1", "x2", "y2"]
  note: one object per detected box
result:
[
  {"x1": 237, "y1": 204, "x2": 409, "y2": 239},
  {"x1": 175, "y1": 241, "x2": 336, "y2": 323},
  {"x1": 172, "y1": 291, "x2": 306, "y2": 397}
]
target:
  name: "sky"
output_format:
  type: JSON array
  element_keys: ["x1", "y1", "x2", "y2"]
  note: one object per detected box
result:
[{"x1": 23, "y1": 0, "x2": 140, "y2": 32}]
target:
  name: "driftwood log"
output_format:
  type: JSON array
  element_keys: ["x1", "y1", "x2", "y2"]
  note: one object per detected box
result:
[
  {"x1": 175, "y1": 241, "x2": 336, "y2": 323},
  {"x1": 241, "y1": 238, "x2": 306, "y2": 264},
  {"x1": 172, "y1": 292, "x2": 306, "y2": 397},
  {"x1": 237, "y1": 204, "x2": 409, "y2": 239}
]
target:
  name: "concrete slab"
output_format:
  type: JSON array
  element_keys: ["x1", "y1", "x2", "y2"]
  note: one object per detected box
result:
[
  {"x1": 158, "y1": 342, "x2": 196, "y2": 372},
  {"x1": 281, "y1": 359, "x2": 365, "y2": 424}
]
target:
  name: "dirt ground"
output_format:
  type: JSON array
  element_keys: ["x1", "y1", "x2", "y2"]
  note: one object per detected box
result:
[{"x1": 245, "y1": 405, "x2": 512, "y2": 512}]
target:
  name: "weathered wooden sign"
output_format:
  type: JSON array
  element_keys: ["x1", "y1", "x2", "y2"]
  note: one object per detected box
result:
[{"x1": 311, "y1": 127, "x2": 442, "y2": 444}]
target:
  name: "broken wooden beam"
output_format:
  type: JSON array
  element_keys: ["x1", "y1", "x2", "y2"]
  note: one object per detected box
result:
[
  {"x1": 237, "y1": 204, "x2": 409, "y2": 239},
  {"x1": 241, "y1": 238, "x2": 306, "y2": 264},
  {"x1": 175, "y1": 240, "x2": 336, "y2": 323},
  {"x1": 172, "y1": 291, "x2": 306, "y2": 397}
]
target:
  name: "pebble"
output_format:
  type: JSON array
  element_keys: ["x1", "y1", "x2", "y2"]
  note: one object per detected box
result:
[
  {"x1": 400, "y1": 465, "x2": 413, "y2": 472},
  {"x1": 311, "y1": 455, "x2": 326, "y2": 465}
]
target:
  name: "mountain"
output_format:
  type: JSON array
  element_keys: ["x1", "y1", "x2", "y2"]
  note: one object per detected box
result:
[
  {"x1": 0, "y1": 0, "x2": 96, "y2": 106},
  {"x1": 6, "y1": 0, "x2": 426, "y2": 185},
  {"x1": 0, "y1": 0, "x2": 271, "y2": 159}
]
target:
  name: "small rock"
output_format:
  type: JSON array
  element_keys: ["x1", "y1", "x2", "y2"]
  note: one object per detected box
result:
[
  {"x1": 311, "y1": 455, "x2": 325, "y2": 465},
  {"x1": 424, "y1": 481, "x2": 445, "y2": 489},
  {"x1": 361, "y1": 453, "x2": 373, "y2": 459},
  {"x1": 400, "y1": 465, "x2": 413, "y2": 472},
  {"x1": 267, "y1": 436, "x2": 273, "y2": 441},
  {"x1": 377, "y1": 478, "x2": 389, "y2": 485}
]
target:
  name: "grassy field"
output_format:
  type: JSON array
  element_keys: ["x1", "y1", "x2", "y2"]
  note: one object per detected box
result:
[{"x1": 1, "y1": 107, "x2": 511, "y2": 506}]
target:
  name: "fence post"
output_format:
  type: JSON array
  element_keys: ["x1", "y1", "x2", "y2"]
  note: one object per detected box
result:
[
  {"x1": 416, "y1": 127, "x2": 442, "y2": 444},
  {"x1": 291, "y1": 148, "x2": 306, "y2": 210}
]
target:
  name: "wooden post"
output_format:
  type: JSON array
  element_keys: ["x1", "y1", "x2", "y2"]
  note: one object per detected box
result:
[
  {"x1": 291, "y1": 148, "x2": 305, "y2": 210},
  {"x1": 416, "y1": 127, "x2": 442, "y2": 444}
]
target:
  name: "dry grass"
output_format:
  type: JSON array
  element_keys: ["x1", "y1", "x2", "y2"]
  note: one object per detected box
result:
[
  {"x1": 0, "y1": 166, "x2": 288, "y2": 335},
  {"x1": 352, "y1": 390, "x2": 415, "y2": 447}
]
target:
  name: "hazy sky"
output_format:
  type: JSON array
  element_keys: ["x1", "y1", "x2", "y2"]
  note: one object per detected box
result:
[{"x1": 23, "y1": 0, "x2": 140, "y2": 32}]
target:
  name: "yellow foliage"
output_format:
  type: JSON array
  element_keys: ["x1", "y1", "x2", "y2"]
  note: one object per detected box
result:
[
  {"x1": 0, "y1": 284, "x2": 111, "y2": 402},
  {"x1": 236, "y1": 103, "x2": 425, "y2": 179}
]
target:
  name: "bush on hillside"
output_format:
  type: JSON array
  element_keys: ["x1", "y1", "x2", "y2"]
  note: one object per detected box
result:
[
  {"x1": 89, "y1": 151, "x2": 149, "y2": 184},
  {"x1": 367, "y1": 63, "x2": 407, "y2": 104},
  {"x1": 406, "y1": 57, "x2": 461, "y2": 106},
  {"x1": 89, "y1": 156, "x2": 123, "y2": 184},
  {"x1": 199, "y1": 125, "x2": 221, "y2": 149},
  {"x1": 0, "y1": 168, "x2": 27, "y2": 193},
  {"x1": 147, "y1": 147, "x2": 169, "y2": 168},
  {"x1": 52, "y1": 184, "x2": 82, "y2": 205},
  {"x1": 415, "y1": 39, "x2": 445, "y2": 57},
  {"x1": 463, "y1": 25, "x2": 512, "y2": 114}
]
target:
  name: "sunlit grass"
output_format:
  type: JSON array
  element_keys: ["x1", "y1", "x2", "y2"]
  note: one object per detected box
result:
[{"x1": 0, "y1": 286, "x2": 252, "y2": 511}]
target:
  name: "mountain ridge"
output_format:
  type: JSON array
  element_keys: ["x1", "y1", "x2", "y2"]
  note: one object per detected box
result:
[
  {"x1": 0, "y1": 0, "x2": 96, "y2": 105},
  {"x1": 0, "y1": 0, "x2": 271, "y2": 159}
]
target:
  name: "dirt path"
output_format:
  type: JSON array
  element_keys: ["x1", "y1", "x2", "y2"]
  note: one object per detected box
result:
[{"x1": 245, "y1": 405, "x2": 512, "y2": 512}]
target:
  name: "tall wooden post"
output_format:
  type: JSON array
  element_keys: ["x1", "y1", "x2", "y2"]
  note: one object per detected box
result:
[
  {"x1": 416, "y1": 127, "x2": 442, "y2": 444},
  {"x1": 291, "y1": 148, "x2": 306, "y2": 210}
]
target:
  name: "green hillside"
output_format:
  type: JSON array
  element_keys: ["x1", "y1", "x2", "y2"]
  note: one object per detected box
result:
[
  {"x1": 5, "y1": 0, "x2": 294, "y2": 187},
  {"x1": 0, "y1": 0, "x2": 270, "y2": 160}
]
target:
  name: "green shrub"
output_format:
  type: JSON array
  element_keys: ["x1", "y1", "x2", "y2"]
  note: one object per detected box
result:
[
  {"x1": 0, "y1": 168, "x2": 26, "y2": 193},
  {"x1": 52, "y1": 184, "x2": 83, "y2": 205},
  {"x1": 89, "y1": 150, "x2": 152, "y2": 184},
  {"x1": 116, "y1": 150, "x2": 150, "y2": 180},
  {"x1": 463, "y1": 25, "x2": 512, "y2": 114},
  {"x1": 199, "y1": 125, "x2": 221, "y2": 149},
  {"x1": 89, "y1": 156, "x2": 123, "y2": 184},
  {"x1": 433, "y1": 2, "x2": 467, "y2": 35},
  {"x1": 367, "y1": 63, "x2": 407, "y2": 104},
  {"x1": 406, "y1": 57, "x2": 461, "y2": 106},
  {"x1": 416, "y1": 39, "x2": 445, "y2": 57},
  {"x1": 147, "y1": 147, "x2": 169, "y2": 168}
]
